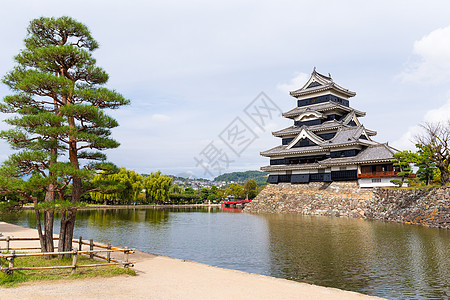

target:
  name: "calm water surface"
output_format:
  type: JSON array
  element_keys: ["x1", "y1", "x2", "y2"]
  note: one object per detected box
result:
[{"x1": 3, "y1": 207, "x2": 449, "y2": 299}]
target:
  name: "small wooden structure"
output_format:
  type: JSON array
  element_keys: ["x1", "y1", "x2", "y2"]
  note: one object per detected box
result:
[{"x1": 0, "y1": 236, "x2": 134, "y2": 275}]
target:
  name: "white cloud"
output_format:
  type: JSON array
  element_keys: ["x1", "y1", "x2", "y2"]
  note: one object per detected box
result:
[
  {"x1": 399, "y1": 26, "x2": 450, "y2": 84},
  {"x1": 391, "y1": 97, "x2": 450, "y2": 150},
  {"x1": 424, "y1": 97, "x2": 450, "y2": 123},
  {"x1": 276, "y1": 72, "x2": 309, "y2": 94},
  {"x1": 390, "y1": 125, "x2": 421, "y2": 151},
  {"x1": 151, "y1": 114, "x2": 172, "y2": 122}
]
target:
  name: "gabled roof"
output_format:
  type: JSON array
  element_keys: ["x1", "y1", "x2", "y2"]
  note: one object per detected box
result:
[
  {"x1": 322, "y1": 126, "x2": 376, "y2": 148},
  {"x1": 260, "y1": 143, "x2": 399, "y2": 171},
  {"x1": 354, "y1": 143, "x2": 398, "y2": 163},
  {"x1": 273, "y1": 120, "x2": 342, "y2": 137},
  {"x1": 289, "y1": 69, "x2": 356, "y2": 98},
  {"x1": 286, "y1": 126, "x2": 324, "y2": 149},
  {"x1": 293, "y1": 110, "x2": 324, "y2": 122},
  {"x1": 263, "y1": 125, "x2": 377, "y2": 157},
  {"x1": 320, "y1": 143, "x2": 398, "y2": 166},
  {"x1": 341, "y1": 111, "x2": 359, "y2": 125},
  {"x1": 273, "y1": 111, "x2": 375, "y2": 137},
  {"x1": 282, "y1": 101, "x2": 365, "y2": 119},
  {"x1": 339, "y1": 111, "x2": 376, "y2": 136}
]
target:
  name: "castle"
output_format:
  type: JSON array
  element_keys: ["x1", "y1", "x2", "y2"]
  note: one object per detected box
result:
[{"x1": 261, "y1": 69, "x2": 398, "y2": 188}]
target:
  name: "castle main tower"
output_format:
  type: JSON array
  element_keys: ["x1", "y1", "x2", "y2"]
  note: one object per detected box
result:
[{"x1": 261, "y1": 69, "x2": 398, "y2": 187}]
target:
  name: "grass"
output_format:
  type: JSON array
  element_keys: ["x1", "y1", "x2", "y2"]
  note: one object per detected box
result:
[{"x1": 0, "y1": 252, "x2": 135, "y2": 287}]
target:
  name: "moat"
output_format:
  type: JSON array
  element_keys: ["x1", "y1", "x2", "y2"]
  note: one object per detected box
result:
[{"x1": 3, "y1": 207, "x2": 449, "y2": 299}]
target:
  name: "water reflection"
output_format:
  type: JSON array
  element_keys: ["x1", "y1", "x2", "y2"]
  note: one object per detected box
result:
[
  {"x1": 2, "y1": 208, "x2": 449, "y2": 299},
  {"x1": 265, "y1": 214, "x2": 450, "y2": 299}
]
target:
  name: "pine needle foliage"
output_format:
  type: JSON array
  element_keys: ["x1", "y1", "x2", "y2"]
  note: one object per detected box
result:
[{"x1": 0, "y1": 16, "x2": 129, "y2": 254}]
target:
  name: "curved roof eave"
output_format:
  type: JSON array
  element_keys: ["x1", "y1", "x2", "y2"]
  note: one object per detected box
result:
[
  {"x1": 290, "y1": 85, "x2": 356, "y2": 98},
  {"x1": 260, "y1": 148, "x2": 328, "y2": 157}
]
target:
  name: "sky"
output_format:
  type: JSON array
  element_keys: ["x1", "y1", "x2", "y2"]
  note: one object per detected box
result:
[{"x1": 1, "y1": 0, "x2": 450, "y2": 179}]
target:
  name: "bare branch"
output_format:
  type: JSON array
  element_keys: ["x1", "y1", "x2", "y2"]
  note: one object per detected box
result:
[{"x1": 415, "y1": 120, "x2": 450, "y2": 184}]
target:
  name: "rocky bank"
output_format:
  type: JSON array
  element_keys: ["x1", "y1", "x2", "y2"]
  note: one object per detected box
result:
[{"x1": 244, "y1": 182, "x2": 450, "y2": 229}]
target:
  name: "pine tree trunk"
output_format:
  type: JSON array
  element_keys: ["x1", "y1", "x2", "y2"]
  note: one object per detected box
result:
[
  {"x1": 64, "y1": 210, "x2": 77, "y2": 251},
  {"x1": 34, "y1": 209, "x2": 46, "y2": 253},
  {"x1": 40, "y1": 145, "x2": 57, "y2": 255},
  {"x1": 72, "y1": 177, "x2": 82, "y2": 203},
  {"x1": 58, "y1": 209, "x2": 77, "y2": 257},
  {"x1": 60, "y1": 113, "x2": 81, "y2": 256},
  {"x1": 37, "y1": 184, "x2": 56, "y2": 255},
  {"x1": 57, "y1": 210, "x2": 67, "y2": 258},
  {"x1": 44, "y1": 210, "x2": 54, "y2": 253}
]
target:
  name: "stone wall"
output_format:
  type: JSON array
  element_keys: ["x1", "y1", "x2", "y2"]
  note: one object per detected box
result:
[
  {"x1": 367, "y1": 188, "x2": 450, "y2": 229},
  {"x1": 244, "y1": 182, "x2": 450, "y2": 229},
  {"x1": 244, "y1": 182, "x2": 374, "y2": 218}
]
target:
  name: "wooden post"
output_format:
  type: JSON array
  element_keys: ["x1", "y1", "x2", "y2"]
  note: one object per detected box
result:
[
  {"x1": 71, "y1": 249, "x2": 77, "y2": 274},
  {"x1": 89, "y1": 239, "x2": 94, "y2": 259},
  {"x1": 107, "y1": 243, "x2": 111, "y2": 263},
  {"x1": 8, "y1": 250, "x2": 15, "y2": 275},
  {"x1": 6, "y1": 236, "x2": 10, "y2": 251},
  {"x1": 124, "y1": 246, "x2": 129, "y2": 268},
  {"x1": 78, "y1": 236, "x2": 82, "y2": 251}
]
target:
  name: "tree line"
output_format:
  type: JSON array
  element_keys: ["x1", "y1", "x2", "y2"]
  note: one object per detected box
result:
[
  {"x1": 1, "y1": 165, "x2": 265, "y2": 207},
  {"x1": 85, "y1": 167, "x2": 264, "y2": 205},
  {"x1": 391, "y1": 120, "x2": 450, "y2": 187}
]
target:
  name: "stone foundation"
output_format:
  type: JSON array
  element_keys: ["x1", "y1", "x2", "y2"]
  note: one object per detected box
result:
[{"x1": 244, "y1": 182, "x2": 450, "y2": 229}]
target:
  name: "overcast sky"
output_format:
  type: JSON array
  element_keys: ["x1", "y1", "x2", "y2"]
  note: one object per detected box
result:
[{"x1": 1, "y1": 0, "x2": 450, "y2": 178}]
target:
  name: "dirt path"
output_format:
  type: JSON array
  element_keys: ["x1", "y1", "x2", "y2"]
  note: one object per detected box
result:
[{"x1": 0, "y1": 221, "x2": 383, "y2": 300}]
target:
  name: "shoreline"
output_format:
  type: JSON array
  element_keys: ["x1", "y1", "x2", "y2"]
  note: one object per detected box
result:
[
  {"x1": 0, "y1": 221, "x2": 383, "y2": 300},
  {"x1": 21, "y1": 203, "x2": 222, "y2": 210}
]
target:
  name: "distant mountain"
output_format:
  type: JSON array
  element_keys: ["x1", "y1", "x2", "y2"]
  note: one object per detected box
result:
[{"x1": 214, "y1": 171, "x2": 268, "y2": 185}]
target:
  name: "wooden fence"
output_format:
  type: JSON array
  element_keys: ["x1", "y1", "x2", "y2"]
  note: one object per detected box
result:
[{"x1": 0, "y1": 236, "x2": 134, "y2": 275}]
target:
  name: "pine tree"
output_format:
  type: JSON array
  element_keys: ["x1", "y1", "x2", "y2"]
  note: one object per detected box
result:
[
  {"x1": 0, "y1": 16, "x2": 129, "y2": 254},
  {"x1": 390, "y1": 152, "x2": 413, "y2": 187}
]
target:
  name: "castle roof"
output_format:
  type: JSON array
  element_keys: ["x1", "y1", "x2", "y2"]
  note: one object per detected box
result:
[
  {"x1": 322, "y1": 126, "x2": 375, "y2": 148},
  {"x1": 261, "y1": 144, "x2": 398, "y2": 171},
  {"x1": 272, "y1": 114, "x2": 376, "y2": 138},
  {"x1": 289, "y1": 69, "x2": 356, "y2": 98},
  {"x1": 262, "y1": 125, "x2": 376, "y2": 157},
  {"x1": 282, "y1": 101, "x2": 365, "y2": 119},
  {"x1": 260, "y1": 144, "x2": 326, "y2": 157},
  {"x1": 319, "y1": 144, "x2": 397, "y2": 166}
]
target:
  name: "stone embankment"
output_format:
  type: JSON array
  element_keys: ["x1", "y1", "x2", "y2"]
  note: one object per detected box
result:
[{"x1": 244, "y1": 182, "x2": 450, "y2": 229}]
